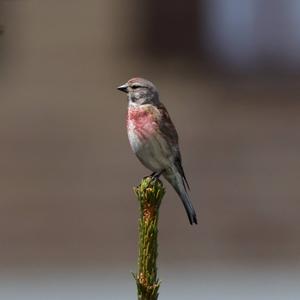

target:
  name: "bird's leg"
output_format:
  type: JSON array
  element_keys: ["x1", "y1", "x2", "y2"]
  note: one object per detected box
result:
[
  {"x1": 143, "y1": 172, "x2": 156, "y2": 180},
  {"x1": 153, "y1": 170, "x2": 164, "y2": 179},
  {"x1": 149, "y1": 170, "x2": 164, "y2": 184},
  {"x1": 143, "y1": 170, "x2": 164, "y2": 181}
]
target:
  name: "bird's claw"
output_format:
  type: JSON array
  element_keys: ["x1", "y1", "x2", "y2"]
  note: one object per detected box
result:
[{"x1": 143, "y1": 170, "x2": 164, "y2": 181}]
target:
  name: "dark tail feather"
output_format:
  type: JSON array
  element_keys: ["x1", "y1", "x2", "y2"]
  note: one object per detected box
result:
[
  {"x1": 177, "y1": 189, "x2": 197, "y2": 225},
  {"x1": 164, "y1": 170, "x2": 197, "y2": 225}
]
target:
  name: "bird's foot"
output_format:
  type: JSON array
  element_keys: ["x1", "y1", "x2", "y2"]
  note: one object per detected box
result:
[
  {"x1": 143, "y1": 170, "x2": 164, "y2": 181},
  {"x1": 149, "y1": 170, "x2": 164, "y2": 180},
  {"x1": 153, "y1": 170, "x2": 164, "y2": 179}
]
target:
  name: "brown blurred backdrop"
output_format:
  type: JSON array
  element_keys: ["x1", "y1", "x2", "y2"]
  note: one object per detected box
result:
[{"x1": 0, "y1": 0, "x2": 300, "y2": 276}]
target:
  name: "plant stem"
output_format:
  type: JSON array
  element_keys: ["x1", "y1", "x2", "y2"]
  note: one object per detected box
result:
[{"x1": 133, "y1": 177, "x2": 165, "y2": 300}]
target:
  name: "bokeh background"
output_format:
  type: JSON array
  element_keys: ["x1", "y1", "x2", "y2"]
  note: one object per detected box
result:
[{"x1": 1, "y1": 0, "x2": 300, "y2": 299}]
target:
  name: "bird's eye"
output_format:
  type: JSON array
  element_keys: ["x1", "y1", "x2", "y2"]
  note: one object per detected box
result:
[{"x1": 131, "y1": 85, "x2": 141, "y2": 89}]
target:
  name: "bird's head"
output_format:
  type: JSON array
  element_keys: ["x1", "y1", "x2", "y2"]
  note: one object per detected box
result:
[{"x1": 117, "y1": 77, "x2": 160, "y2": 106}]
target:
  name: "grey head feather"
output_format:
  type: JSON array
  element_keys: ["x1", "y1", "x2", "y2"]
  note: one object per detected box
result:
[{"x1": 120, "y1": 77, "x2": 161, "y2": 106}]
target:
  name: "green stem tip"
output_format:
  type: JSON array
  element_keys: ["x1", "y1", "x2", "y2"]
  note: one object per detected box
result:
[{"x1": 133, "y1": 177, "x2": 166, "y2": 300}]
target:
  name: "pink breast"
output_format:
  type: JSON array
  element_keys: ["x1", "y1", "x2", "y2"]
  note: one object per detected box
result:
[{"x1": 127, "y1": 108, "x2": 157, "y2": 139}]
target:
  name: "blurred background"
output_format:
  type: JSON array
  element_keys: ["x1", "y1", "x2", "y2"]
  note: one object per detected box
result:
[{"x1": 1, "y1": 0, "x2": 300, "y2": 299}]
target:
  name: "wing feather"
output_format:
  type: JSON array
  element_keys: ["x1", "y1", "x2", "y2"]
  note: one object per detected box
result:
[{"x1": 157, "y1": 103, "x2": 190, "y2": 191}]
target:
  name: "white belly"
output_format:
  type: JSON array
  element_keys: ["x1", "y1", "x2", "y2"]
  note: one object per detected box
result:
[{"x1": 127, "y1": 124, "x2": 171, "y2": 172}]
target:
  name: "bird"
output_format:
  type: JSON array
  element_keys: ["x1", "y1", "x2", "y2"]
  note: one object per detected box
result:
[{"x1": 117, "y1": 77, "x2": 197, "y2": 225}]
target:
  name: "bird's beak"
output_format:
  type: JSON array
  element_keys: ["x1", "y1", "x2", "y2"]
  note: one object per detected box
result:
[{"x1": 117, "y1": 83, "x2": 128, "y2": 93}]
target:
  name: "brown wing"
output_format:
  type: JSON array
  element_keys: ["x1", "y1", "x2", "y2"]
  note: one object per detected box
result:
[
  {"x1": 157, "y1": 103, "x2": 179, "y2": 145},
  {"x1": 157, "y1": 103, "x2": 190, "y2": 191}
]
